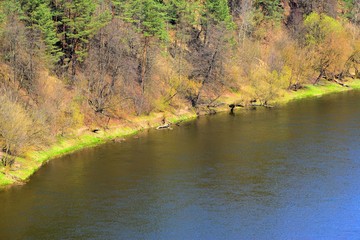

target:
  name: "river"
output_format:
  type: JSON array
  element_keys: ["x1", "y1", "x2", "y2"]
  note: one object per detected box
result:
[{"x1": 1, "y1": 91, "x2": 360, "y2": 239}]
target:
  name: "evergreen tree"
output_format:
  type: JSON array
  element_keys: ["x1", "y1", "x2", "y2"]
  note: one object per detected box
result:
[
  {"x1": 205, "y1": 0, "x2": 233, "y2": 25},
  {"x1": 254, "y1": 0, "x2": 283, "y2": 23},
  {"x1": 19, "y1": 0, "x2": 63, "y2": 64},
  {"x1": 343, "y1": 0, "x2": 360, "y2": 25},
  {"x1": 0, "y1": 0, "x2": 22, "y2": 24},
  {"x1": 48, "y1": 0, "x2": 110, "y2": 79},
  {"x1": 167, "y1": 0, "x2": 198, "y2": 26},
  {"x1": 119, "y1": 0, "x2": 168, "y2": 40}
]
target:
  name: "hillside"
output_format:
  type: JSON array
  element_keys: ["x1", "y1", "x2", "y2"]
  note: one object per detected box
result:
[{"x1": 0, "y1": 0, "x2": 360, "y2": 183}]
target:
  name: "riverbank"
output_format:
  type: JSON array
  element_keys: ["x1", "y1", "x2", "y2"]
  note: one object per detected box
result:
[{"x1": 1, "y1": 79, "x2": 360, "y2": 188}]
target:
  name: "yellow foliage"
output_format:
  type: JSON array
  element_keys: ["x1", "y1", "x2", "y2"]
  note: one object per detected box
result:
[
  {"x1": 250, "y1": 61, "x2": 289, "y2": 103},
  {"x1": 303, "y1": 13, "x2": 354, "y2": 79},
  {"x1": 0, "y1": 94, "x2": 44, "y2": 155},
  {"x1": 70, "y1": 101, "x2": 84, "y2": 129},
  {"x1": 279, "y1": 66, "x2": 292, "y2": 87}
]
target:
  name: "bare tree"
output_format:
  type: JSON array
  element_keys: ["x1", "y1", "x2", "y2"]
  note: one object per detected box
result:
[
  {"x1": 186, "y1": 22, "x2": 231, "y2": 107},
  {"x1": 238, "y1": 0, "x2": 254, "y2": 45},
  {"x1": 1, "y1": 16, "x2": 39, "y2": 94}
]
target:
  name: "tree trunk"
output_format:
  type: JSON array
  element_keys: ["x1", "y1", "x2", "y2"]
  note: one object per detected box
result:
[
  {"x1": 195, "y1": 50, "x2": 218, "y2": 106},
  {"x1": 140, "y1": 37, "x2": 149, "y2": 94}
]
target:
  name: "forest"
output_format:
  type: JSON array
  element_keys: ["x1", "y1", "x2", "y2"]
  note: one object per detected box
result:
[{"x1": 0, "y1": 0, "x2": 360, "y2": 168}]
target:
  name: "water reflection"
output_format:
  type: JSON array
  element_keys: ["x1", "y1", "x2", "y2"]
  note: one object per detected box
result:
[{"x1": 1, "y1": 91, "x2": 360, "y2": 239}]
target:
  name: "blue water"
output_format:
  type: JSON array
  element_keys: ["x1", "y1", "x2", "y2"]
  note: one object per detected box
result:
[{"x1": 1, "y1": 91, "x2": 360, "y2": 239}]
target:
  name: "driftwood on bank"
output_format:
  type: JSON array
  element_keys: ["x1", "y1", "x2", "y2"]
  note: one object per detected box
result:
[
  {"x1": 314, "y1": 68, "x2": 351, "y2": 88},
  {"x1": 196, "y1": 102, "x2": 226, "y2": 115},
  {"x1": 229, "y1": 99, "x2": 274, "y2": 113},
  {"x1": 113, "y1": 138, "x2": 126, "y2": 143},
  {"x1": 248, "y1": 103, "x2": 274, "y2": 109},
  {"x1": 156, "y1": 123, "x2": 172, "y2": 130},
  {"x1": 258, "y1": 103, "x2": 274, "y2": 108},
  {"x1": 333, "y1": 79, "x2": 349, "y2": 87}
]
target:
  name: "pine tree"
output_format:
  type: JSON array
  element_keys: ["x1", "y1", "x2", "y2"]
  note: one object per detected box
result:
[
  {"x1": 205, "y1": 0, "x2": 233, "y2": 25},
  {"x1": 343, "y1": 0, "x2": 360, "y2": 25},
  {"x1": 19, "y1": 0, "x2": 63, "y2": 64},
  {"x1": 167, "y1": 0, "x2": 199, "y2": 26},
  {"x1": 253, "y1": 0, "x2": 283, "y2": 23},
  {"x1": 119, "y1": 0, "x2": 168, "y2": 40},
  {"x1": 201, "y1": 0, "x2": 234, "y2": 44},
  {"x1": 0, "y1": 1, "x2": 22, "y2": 27},
  {"x1": 48, "y1": 0, "x2": 110, "y2": 80}
]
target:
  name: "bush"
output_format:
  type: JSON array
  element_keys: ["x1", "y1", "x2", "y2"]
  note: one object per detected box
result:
[{"x1": 0, "y1": 94, "x2": 45, "y2": 162}]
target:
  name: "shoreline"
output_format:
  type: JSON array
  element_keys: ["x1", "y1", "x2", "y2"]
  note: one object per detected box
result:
[{"x1": 1, "y1": 79, "x2": 360, "y2": 189}]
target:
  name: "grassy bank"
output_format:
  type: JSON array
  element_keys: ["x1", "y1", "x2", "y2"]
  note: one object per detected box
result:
[
  {"x1": 279, "y1": 80, "x2": 360, "y2": 103},
  {"x1": 1, "y1": 79, "x2": 359, "y2": 188}
]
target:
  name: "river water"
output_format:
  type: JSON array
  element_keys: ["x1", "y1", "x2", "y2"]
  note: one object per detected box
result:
[{"x1": 1, "y1": 91, "x2": 360, "y2": 239}]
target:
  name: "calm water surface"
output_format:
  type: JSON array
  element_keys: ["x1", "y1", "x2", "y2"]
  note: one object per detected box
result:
[{"x1": 1, "y1": 91, "x2": 360, "y2": 239}]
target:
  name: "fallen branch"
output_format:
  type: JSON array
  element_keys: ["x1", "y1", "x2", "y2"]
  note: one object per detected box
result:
[
  {"x1": 156, "y1": 123, "x2": 172, "y2": 130},
  {"x1": 333, "y1": 79, "x2": 349, "y2": 87}
]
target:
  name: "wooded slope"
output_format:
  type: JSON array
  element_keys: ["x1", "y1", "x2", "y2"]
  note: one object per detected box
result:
[{"x1": 0, "y1": 0, "x2": 359, "y2": 166}]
